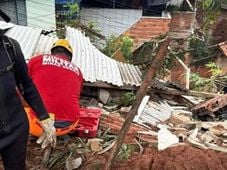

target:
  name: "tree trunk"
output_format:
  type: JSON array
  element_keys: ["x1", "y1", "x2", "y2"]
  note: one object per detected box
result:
[{"x1": 105, "y1": 38, "x2": 171, "y2": 170}]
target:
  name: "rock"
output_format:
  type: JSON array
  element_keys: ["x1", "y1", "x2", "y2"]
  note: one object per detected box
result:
[{"x1": 98, "y1": 89, "x2": 111, "y2": 104}]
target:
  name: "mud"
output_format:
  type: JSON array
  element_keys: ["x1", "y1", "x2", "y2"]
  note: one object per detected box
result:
[
  {"x1": 81, "y1": 144, "x2": 227, "y2": 170},
  {"x1": 1, "y1": 140, "x2": 227, "y2": 170}
]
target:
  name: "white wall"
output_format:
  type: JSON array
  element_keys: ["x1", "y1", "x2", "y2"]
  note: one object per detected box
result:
[
  {"x1": 26, "y1": 0, "x2": 56, "y2": 30},
  {"x1": 168, "y1": 0, "x2": 184, "y2": 6},
  {"x1": 80, "y1": 8, "x2": 142, "y2": 38}
]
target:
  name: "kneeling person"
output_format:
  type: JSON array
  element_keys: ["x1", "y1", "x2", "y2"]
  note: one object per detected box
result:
[{"x1": 27, "y1": 39, "x2": 83, "y2": 136}]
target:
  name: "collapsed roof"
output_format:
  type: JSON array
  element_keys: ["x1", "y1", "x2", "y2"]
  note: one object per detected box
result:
[{"x1": 0, "y1": 22, "x2": 142, "y2": 87}]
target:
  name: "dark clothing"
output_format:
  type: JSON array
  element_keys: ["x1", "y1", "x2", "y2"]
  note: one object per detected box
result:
[
  {"x1": 0, "y1": 35, "x2": 49, "y2": 169},
  {"x1": 0, "y1": 122, "x2": 28, "y2": 170}
]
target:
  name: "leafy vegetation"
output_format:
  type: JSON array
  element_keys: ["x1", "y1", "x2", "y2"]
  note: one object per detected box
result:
[
  {"x1": 190, "y1": 62, "x2": 224, "y2": 92},
  {"x1": 102, "y1": 35, "x2": 133, "y2": 62},
  {"x1": 198, "y1": 0, "x2": 221, "y2": 31},
  {"x1": 135, "y1": 35, "x2": 184, "y2": 78},
  {"x1": 117, "y1": 144, "x2": 137, "y2": 160},
  {"x1": 119, "y1": 92, "x2": 136, "y2": 107},
  {"x1": 189, "y1": 36, "x2": 209, "y2": 60},
  {"x1": 56, "y1": 2, "x2": 80, "y2": 38},
  {"x1": 63, "y1": 2, "x2": 80, "y2": 19},
  {"x1": 120, "y1": 36, "x2": 134, "y2": 61},
  {"x1": 158, "y1": 46, "x2": 185, "y2": 77}
]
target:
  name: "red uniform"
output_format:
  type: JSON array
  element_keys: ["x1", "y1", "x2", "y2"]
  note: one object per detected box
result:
[{"x1": 28, "y1": 54, "x2": 83, "y2": 122}]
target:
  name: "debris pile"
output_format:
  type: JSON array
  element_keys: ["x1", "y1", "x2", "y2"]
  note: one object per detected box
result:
[
  {"x1": 24, "y1": 90, "x2": 227, "y2": 169},
  {"x1": 11, "y1": 80, "x2": 227, "y2": 169}
]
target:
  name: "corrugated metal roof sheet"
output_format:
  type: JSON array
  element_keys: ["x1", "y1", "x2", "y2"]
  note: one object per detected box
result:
[
  {"x1": 33, "y1": 34, "x2": 57, "y2": 57},
  {"x1": 219, "y1": 41, "x2": 227, "y2": 57},
  {"x1": 134, "y1": 99, "x2": 173, "y2": 127},
  {"x1": 117, "y1": 62, "x2": 142, "y2": 86},
  {"x1": 4, "y1": 25, "x2": 42, "y2": 60},
  {"x1": 66, "y1": 27, "x2": 142, "y2": 86}
]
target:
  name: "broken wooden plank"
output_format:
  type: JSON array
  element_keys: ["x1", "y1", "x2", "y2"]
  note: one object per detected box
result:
[
  {"x1": 106, "y1": 38, "x2": 170, "y2": 169},
  {"x1": 205, "y1": 142, "x2": 227, "y2": 153},
  {"x1": 97, "y1": 140, "x2": 116, "y2": 155},
  {"x1": 190, "y1": 91, "x2": 223, "y2": 98},
  {"x1": 133, "y1": 95, "x2": 150, "y2": 122}
]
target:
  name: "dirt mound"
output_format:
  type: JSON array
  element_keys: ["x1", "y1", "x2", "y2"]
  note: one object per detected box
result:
[
  {"x1": 81, "y1": 144, "x2": 227, "y2": 170},
  {"x1": 2, "y1": 141, "x2": 226, "y2": 169}
]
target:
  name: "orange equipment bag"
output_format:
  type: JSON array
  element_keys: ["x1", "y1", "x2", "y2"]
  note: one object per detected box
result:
[{"x1": 25, "y1": 107, "x2": 78, "y2": 137}]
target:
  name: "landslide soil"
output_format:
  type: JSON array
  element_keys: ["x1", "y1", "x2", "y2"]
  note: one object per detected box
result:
[{"x1": 24, "y1": 142, "x2": 227, "y2": 170}]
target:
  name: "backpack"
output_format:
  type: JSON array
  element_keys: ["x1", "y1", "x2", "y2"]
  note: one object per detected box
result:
[
  {"x1": 0, "y1": 35, "x2": 23, "y2": 94},
  {"x1": 0, "y1": 35, "x2": 16, "y2": 75}
]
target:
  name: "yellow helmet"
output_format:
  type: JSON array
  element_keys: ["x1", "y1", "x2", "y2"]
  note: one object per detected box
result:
[{"x1": 51, "y1": 39, "x2": 73, "y2": 55}]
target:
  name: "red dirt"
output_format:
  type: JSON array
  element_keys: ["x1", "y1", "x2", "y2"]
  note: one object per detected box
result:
[
  {"x1": 1, "y1": 140, "x2": 227, "y2": 170},
  {"x1": 81, "y1": 144, "x2": 227, "y2": 170}
]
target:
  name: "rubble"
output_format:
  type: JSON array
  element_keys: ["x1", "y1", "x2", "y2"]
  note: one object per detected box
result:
[{"x1": 6, "y1": 83, "x2": 227, "y2": 169}]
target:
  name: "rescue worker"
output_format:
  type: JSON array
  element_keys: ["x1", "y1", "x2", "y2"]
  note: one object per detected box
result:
[
  {"x1": 28, "y1": 39, "x2": 83, "y2": 131},
  {"x1": 0, "y1": 11, "x2": 56, "y2": 170}
]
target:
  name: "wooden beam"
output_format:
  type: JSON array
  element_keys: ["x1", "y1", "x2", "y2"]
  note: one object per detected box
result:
[
  {"x1": 83, "y1": 82, "x2": 138, "y2": 90},
  {"x1": 189, "y1": 90, "x2": 223, "y2": 98},
  {"x1": 105, "y1": 38, "x2": 171, "y2": 169}
]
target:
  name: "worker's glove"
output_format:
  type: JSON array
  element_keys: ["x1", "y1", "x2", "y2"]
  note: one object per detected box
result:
[
  {"x1": 37, "y1": 117, "x2": 56, "y2": 149},
  {"x1": 204, "y1": 95, "x2": 227, "y2": 112}
]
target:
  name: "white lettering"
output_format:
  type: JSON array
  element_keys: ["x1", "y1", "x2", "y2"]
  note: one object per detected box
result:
[{"x1": 42, "y1": 55, "x2": 79, "y2": 75}]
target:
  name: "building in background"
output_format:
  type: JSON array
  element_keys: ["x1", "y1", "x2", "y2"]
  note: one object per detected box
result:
[
  {"x1": 80, "y1": 0, "x2": 170, "y2": 38},
  {"x1": 0, "y1": 0, "x2": 56, "y2": 30},
  {"x1": 0, "y1": 0, "x2": 27, "y2": 26},
  {"x1": 26, "y1": 0, "x2": 56, "y2": 30}
]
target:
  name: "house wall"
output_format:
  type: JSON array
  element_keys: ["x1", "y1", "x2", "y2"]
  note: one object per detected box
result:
[
  {"x1": 123, "y1": 15, "x2": 171, "y2": 49},
  {"x1": 168, "y1": 11, "x2": 196, "y2": 39},
  {"x1": 215, "y1": 56, "x2": 227, "y2": 74},
  {"x1": 170, "y1": 53, "x2": 227, "y2": 88},
  {"x1": 26, "y1": 0, "x2": 56, "y2": 30},
  {"x1": 213, "y1": 9, "x2": 227, "y2": 43},
  {"x1": 80, "y1": 8, "x2": 142, "y2": 38},
  {"x1": 169, "y1": 53, "x2": 212, "y2": 87},
  {"x1": 0, "y1": 0, "x2": 27, "y2": 25}
]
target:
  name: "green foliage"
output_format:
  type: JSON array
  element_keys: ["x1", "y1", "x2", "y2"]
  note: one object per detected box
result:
[
  {"x1": 63, "y1": 2, "x2": 80, "y2": 18},
  {"x1": 87, "y1": 21, "x2": 96, "y2": 30},
  {"x1": 158, "y1": 48, "x2": 185, "y2": 77},
  {"x1": 136, "y1": 35, "x2": 184, "y2": 78},
  {"x1": 121, "y1": 36, "x2": 134, "y2": 61},
  {"x1": 117, "y1": 144, "x2": 137, "y2": 160},
  {"x1": 189, "y1": 37, "x2": 209, "y2": 60},
  {"x1": 190, "y1": 62, "x2": 223, "y2": 92},
  {"x1": 56, "y1": 2, "x2": 80, "y2": 38},
  {"x1": 84, "y1": 21, "x2": 102, "y2": 45},
  {"x1": 102, "y1": 35, "x2": 121, "y2": 57},
  {"x1": 136, "y1": 35, "x2": 169, "y2": 74},
  {"x1": 119, "y1": 92, "x2": 136, "y2": 107},
  {"x1": 205, "y1": 62, "x2": 222, "y2": 76},
  {"x1": 198, "y1": 0, "x2": 221, "y2": 31},
  {"x1": 102, "y1": 35, "x2": 133, "y2": 62}
]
